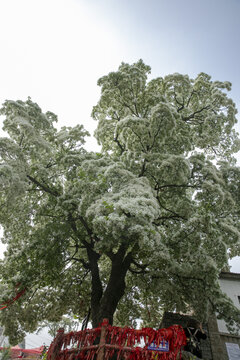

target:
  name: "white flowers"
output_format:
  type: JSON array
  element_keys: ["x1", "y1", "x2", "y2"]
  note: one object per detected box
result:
[{"x1": 0, "y1": 61, "x2": 240, "y2": 340}]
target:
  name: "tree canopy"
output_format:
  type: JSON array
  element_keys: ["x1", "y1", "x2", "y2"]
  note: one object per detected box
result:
[{"x1": 0, "y1": 60, "x2": 240, "y2": 344}]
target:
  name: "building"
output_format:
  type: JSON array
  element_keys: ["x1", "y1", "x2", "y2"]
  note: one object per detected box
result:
[
  {"x1": 208, "y1": 272, "x2": 240, "y2": 360},
  {"x1": 161, "y1": 272, "x2": 240, "y2": 360},
  {"x1": 0, "y1": 328, "x2": 9, "y2": 348},
  {"x1": 217, "y1": 272, "x2": 240, "y2": 334}
]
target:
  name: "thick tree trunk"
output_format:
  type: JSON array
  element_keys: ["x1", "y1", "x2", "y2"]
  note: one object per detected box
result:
[{"x1": 89, "y1": 245, "x2": 132, "y2": 328}]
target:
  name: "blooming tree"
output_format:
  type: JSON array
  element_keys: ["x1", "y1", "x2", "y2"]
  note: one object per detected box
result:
[{"x1": 0, "y1": 60, "x2": 240, "y2": 343}]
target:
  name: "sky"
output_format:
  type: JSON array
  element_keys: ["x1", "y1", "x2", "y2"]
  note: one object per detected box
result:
[{"x1": 0, "y1": 0, "x2": 240, "y2": 346}]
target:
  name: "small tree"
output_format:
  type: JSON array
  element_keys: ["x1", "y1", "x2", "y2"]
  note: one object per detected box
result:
[
  {"x1": 0, "y1": 348, "x2": 11, "y2": 360},
  {"x1": 0, "y1": 60, "x2": 240, "y2": 344},
  {"x1": 37, "y1": 316, "x2": 79, "y2": 338}
]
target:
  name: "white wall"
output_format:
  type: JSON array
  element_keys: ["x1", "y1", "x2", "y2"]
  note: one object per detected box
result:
[
  {"x1": 0, "y1": 328, "x2": 9, "y2": 347},
  {"x1": 217, "y1": 276, "x2": 240, "y2": 333}
]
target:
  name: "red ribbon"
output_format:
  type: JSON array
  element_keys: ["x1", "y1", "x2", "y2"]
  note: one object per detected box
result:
[
  {"x1": 48, "y1": 321, "x2": 186, "y2": 360},
  {"x1": 0, "y1": 287, "x2": 26, "y2": 310}
]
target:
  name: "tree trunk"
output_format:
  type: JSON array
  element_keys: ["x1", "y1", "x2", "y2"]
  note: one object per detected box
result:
[
  {"x1": 90, "y1": 246, "x2": 132, "y2": 328},
  {"x1": 87, "y1": 247, "x2": 103, "y2": 328}
]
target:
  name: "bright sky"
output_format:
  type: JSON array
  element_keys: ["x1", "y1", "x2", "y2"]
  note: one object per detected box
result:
[{"x1": 0, "y1": 0, "x2": 240, "y2": 344}]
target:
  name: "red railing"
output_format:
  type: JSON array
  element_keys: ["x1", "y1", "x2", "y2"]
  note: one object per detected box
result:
[{"x1": 47, "y1": 319, "x2": 186, "y2": 360}]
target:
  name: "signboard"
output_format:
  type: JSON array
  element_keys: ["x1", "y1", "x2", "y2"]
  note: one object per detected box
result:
[
  {"x1": 225, "y1": 343, "x2": 240, "y2": 360},
  {"x1": 148, "y1": 340, "x2": 169, "y2": 352}
]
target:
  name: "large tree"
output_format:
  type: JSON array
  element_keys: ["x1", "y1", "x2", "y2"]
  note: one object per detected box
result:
[{"x1": 0, "y1": 60, "x2": 240, "y2": 344}]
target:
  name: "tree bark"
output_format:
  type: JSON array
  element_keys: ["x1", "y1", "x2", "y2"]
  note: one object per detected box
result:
[
  {"x1": 87, "y1": 247, "x2": 103, "y2": 328},
  {"x1": 90, "y1": 245, "x2": 132, "y2": 328}
]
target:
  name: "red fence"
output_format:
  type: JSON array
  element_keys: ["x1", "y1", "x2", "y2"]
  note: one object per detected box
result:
[{"x1": 47, "y1": 319, "x2": 186, "y2": 360}]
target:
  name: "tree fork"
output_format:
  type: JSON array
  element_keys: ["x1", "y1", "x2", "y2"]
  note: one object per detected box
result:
[{"x1": 91, "y1": 248, "x2": 133, "y2": 327}]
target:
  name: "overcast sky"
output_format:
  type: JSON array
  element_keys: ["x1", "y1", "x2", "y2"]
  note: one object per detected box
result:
[{"x1": 0, "y1": 0, "x2": 240, "y2": 345}]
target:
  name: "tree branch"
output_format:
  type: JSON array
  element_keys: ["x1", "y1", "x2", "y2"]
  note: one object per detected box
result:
[
  {"x1": 186, "y1": 90, "x2": 196, "y2": 107},
  {"x1": 138, "y1": 158, "x2": 147, "y2": 177},
  {"x1": 19, "y1": 134, "x2": 24, "y2": 147},
  {"x1": 132, "y1": 259, "x2": 149, "y2": 269},
  {"x1": 129, "y1": 267, "x2": 147, "y2": 274},
  {"x1": 153, "y1": 215, "x2": 184, "y2": 225},
  {"x1": 64, "y1": 243, "x2": 90, "y2": 270},
  {"x1": 156, "y1": 196, "x2": 187, "y2": 221},
  {"x1": 67, "y1": 214, "x2": 96, "y2": 250},
  {"x1": 174, "y1": 91, "x2": 184, "y2": 112},
  {"x1": 129, "y1": 259, "x2": 149, "y2": 274},
  {"x1": 27, "y1": 175, "x2": 59, "y2": 196},
  {"x1": 182, "y1": 105, "x2": 211, "y2": 122},
  {"x1": 156, "y1": 183, "x2": 196, "y2": 190},
  {"x1": 113, "y1": 135, "x2": 125, "y2": 154},
  {"x1": 71, "y1": 257, "x2": 90, "y2": 269},
  {"x1": 149, "y1": 124, "x2": 162, "y2": 150}
]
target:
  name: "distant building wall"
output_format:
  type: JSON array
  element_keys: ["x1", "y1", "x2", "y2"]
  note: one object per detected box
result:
[
  {"x1": 217, "y1": 272, "x2": 240, "y2": 334},
  {"x1": 211, "y1": 272, "x2": 240, "y2": 360},
  {"x1": 160, "y1": 272, "x2": 240, "y2": 359},
  {"x1": 0, "y1": 327, "x2": 9, "y2": 347}
]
